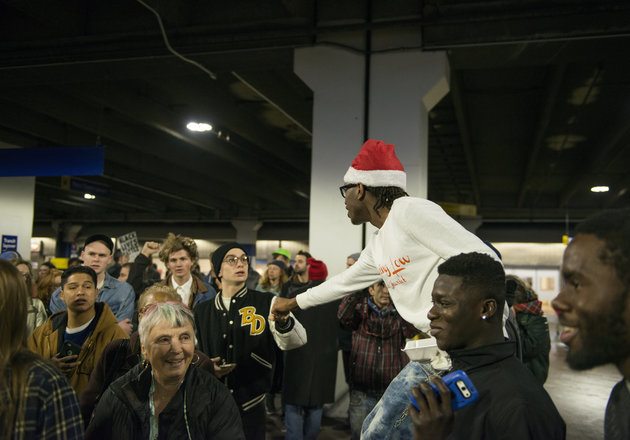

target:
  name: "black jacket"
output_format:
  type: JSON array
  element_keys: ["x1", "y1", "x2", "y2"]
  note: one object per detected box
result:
[
  {"x1": 515, "y1": 312, "x2": 551, "y2": 384},
  {"x1": 281, "y1": 280, "x2": 339, "y2": 406},
  {"x1": 194, "y1": 286, "x2": 298, "y2": 411},
  {"x1": 605, "y1": 379, "x2": 630, "y2": 440},
  {"x1": 85, "y1": 363, "x2": 244, "y2": 440},
  {"x1": 447, "y1": 342, "x2": 565, "y2": 439},
  {"x1": 80, "y1": 331, "x2": 215, "y2": 424}
]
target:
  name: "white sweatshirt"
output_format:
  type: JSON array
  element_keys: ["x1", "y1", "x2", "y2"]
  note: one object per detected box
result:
[{"x1": 296, "y1": 197, "x2": 502, "y2": 332}]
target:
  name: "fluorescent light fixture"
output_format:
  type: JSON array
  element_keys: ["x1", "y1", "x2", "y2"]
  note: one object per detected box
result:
[
  {"x1": 186, "y1": 122, "x2": 213, "y2": 132},
  {"x1": 84, "y1": 193, "x2": 96, "y2": 199},
  {"x1": 590, "y1": 186, "x2": 609, "y2": 193}
]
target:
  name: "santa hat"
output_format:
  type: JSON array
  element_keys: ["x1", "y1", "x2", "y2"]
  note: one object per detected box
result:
[{"x1": 343, "y1": 140, "x2": 406, "y2": 190}]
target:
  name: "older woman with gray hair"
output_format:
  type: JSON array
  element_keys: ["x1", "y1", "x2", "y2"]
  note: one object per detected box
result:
[{"x1": 85, "y1": 302, "x2": 244, "y2": 439}]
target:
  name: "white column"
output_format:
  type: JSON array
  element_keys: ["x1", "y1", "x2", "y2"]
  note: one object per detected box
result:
[
  {"x1": 232, "y1": 220, "x2": 262, "y2": 260},
  {"x1": 295, "y1": 46, "x2": 366, "y2": 275},
  {"x1": 364, "y1": 50, "x2": 449, "y2": 242},
  {"x1": 369, "y1": 50, "x2": 449, "y2": 198},
  {"x1": 0, "y1": 177, "x2": 35, "y2": 258},
  {"x1": 295, "y1": 47, "x2": 449, "y2": 274}
]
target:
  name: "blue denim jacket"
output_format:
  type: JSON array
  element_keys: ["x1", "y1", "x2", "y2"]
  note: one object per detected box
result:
[{"x1": 49, "y1": 272, "x2": 135, "y2": 321}]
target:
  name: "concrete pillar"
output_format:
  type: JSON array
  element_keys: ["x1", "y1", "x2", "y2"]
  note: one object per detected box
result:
[
  {"x1": 231, "y1": 220, "x2": 262, "y2": 260},
  {"x1": 0, "y1": 177, "x2": 35, "y2": 258},
  {"x1": 294, "y1": 46, "x2": 449, "y2": 276},
  {"x1": 295, "y1": 37, "x2": 449, "y2": 420},
  {"x1": 364, "y1": 49, "x2": 449, "y2": 243},
  {"x1": 295, "y1": 46, "x2": 366, "y2": 274},
  {"x1": 54, "y1": 222, "x2": 82, "y2": 258}
]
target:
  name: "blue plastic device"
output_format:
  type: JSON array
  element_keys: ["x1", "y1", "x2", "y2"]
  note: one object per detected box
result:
[{"x1": 410, "y1": 370, "x2": 479, "y2": 412}]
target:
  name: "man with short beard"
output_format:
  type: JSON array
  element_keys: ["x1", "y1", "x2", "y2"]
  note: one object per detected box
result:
[
  {"x1": 552, "y1": 208, "x2": 630, "y2": 439},
  {"x1": 280, "y1": 250, "x2": 311, "y2": 298}
]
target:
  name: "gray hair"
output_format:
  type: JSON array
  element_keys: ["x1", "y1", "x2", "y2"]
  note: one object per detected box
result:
[{"x1": 138, "y1": 302, "x2": 196, "y2": 348}]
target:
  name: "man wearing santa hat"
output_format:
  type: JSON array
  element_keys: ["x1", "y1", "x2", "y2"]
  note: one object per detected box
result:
[{"x1": 272, "y1": 139, "x2": 501, "y2": 438}]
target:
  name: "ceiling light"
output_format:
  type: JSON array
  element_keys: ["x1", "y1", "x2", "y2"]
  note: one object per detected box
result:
[
  {"x1": 84, "y1": 193, "x2": 96, "y2": 199},
  {"x1": 591, "y1": 186, "x2": 609, "y2": 193},
  {"x1": 186, "y1": 122, "x2": 212, "y2": 132}
]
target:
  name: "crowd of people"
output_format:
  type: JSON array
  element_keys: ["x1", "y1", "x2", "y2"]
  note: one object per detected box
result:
[{"x1": 0, "y1": 139, "x2": 628, "y2": 440}]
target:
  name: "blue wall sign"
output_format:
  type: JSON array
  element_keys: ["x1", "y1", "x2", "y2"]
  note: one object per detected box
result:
[{"x1": 1, "y1": 235, "x2": 18, "y2": 253}]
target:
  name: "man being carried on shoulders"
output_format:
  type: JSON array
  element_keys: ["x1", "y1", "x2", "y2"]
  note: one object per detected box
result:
[{"x1": 272, "y1": 140, "x2": 501, "y2": 438}]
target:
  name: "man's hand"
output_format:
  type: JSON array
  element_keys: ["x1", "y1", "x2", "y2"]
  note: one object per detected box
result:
[
  {"x1": 268, "y1": 311, "x2": 289, "y2": 326},
  {"x1": 141, "y1": 241, "x2": 160, "y2": 258},
  {"x1": 409, "y1": 377, "x2": 454, "y2": 440},
  {"x1": 271, "y1": 297, "x2": 298, "y2": 315},
  {"x1": 51, "y1": 353, "x2": 80, "y2": 377},
  {"x1": 118, "y1": 318, "x2": 133, "y2": 336},
  {"x1": 210, "y1": 356, "x2": 237, "y2": 378}
]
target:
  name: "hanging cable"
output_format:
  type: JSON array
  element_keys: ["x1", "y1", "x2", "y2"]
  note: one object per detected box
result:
[{"x1": 135, "y1": 0, "x2": 217, "y2": 80}]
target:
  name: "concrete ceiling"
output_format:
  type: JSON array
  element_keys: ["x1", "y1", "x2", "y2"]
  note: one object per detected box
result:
[{"x1": 1, "y1": 0, "x2": 629, "y2": 243}]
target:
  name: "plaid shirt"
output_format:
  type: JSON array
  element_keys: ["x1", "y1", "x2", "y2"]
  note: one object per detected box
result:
[
  {"x1": 11, "y1": 359, "x2": 84, "y2": 440},
  {"x1": 338, "y1": 291, "x2": 418, "y2": 396}
]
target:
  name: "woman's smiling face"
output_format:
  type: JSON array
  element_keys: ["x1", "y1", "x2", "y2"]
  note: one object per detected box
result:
[{"x1": 142, "y1": 321, "x2": 195, "y2": 383}]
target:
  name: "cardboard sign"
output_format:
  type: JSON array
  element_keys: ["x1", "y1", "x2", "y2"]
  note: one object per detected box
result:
[{"x1": 118, "y1": 232, "x2": 140, "y2": 262}]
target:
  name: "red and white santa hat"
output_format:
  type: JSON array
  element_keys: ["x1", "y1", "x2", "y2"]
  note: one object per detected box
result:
[{"x1": 343, "y1": 140, "x2": 406, "y2": 190}]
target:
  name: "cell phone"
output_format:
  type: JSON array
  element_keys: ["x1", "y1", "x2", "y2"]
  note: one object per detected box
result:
[
  {"x1": 410, "y1": 370, "x2": 479, "y2": 412},
  {"x1": 59, "y1": 340, "x2": 82, "y2": 357}
]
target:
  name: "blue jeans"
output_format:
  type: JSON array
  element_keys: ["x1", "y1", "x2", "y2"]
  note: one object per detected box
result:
[
  {"x1": 349, "y1": 390, "x2": 380, "y2": 440},
  {"x1": 284, "y1": 404, "x2": 323, "y2": 440},
  {"x1": 361, "y1": 360, "x2": 437, "y2": 440}
]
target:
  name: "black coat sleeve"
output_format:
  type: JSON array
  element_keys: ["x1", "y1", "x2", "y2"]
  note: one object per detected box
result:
[
  {"x1": 128, "y1": 253, "x2": 151, "y2": 299},
  {"x1": 84, "y1": 388, "x2": 116, "y2": 440},
  {"x1": 203, "y1": 378, "x2": 246, "y2": 439}
]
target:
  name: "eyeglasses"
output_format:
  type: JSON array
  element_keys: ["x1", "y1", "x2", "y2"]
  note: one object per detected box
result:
[
  {"x1": 339, "y1": 183, "x2": 358, "y2": 198},
  {"x1": 223, "y1": 255, "x2": 250, "y2": 266}
]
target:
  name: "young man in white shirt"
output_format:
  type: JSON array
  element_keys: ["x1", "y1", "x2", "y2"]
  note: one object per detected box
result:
[{"x1": 272, "y1": 139, "x2": 500, "y2": 438}]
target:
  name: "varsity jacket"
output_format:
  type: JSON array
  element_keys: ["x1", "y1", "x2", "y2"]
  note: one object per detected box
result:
[
  {"x1": 194, "y1": 286, "x2": 306, "y2": 412},
  {"x1": 27, "y1": 302, "x2": 129, "y2": 396}
]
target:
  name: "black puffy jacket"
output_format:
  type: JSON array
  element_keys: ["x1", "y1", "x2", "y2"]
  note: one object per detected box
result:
[{"x1": 85, "y1": 363, "x2": 244, "y2": 440}]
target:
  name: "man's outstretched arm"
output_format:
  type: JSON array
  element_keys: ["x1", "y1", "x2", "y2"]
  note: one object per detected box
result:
[{"x1": 271, "y1": 297, "x2": 298, "y2": 315}]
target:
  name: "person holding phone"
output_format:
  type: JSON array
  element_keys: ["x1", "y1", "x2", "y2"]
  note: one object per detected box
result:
[
  {"x1": 406, "y1": 253, "x2": 565, "y2": 440},
  {"x1": 194, "y1": 242, "x2": 307, "y2": 440},
  {"x1": 28, "y1": 266, "x2": 128, "y2": 396}
]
